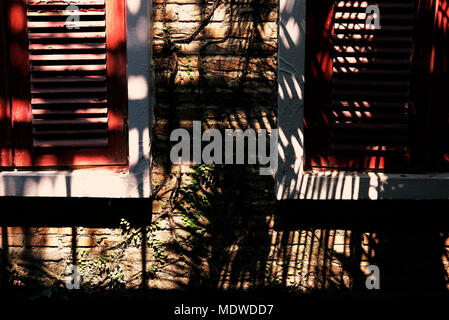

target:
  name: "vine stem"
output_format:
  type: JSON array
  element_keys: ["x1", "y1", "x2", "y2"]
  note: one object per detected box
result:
[{"x1": 172, "y1": 0, "x2": 223, "y2": 44}]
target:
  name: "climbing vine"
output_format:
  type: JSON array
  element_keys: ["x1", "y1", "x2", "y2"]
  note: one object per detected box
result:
[
  {"x1": 0, "y1": 1, "x2": 279, "y2": 300},
  {"x1": 149, "y1": 0, "x2": 279, "y2": 287}
]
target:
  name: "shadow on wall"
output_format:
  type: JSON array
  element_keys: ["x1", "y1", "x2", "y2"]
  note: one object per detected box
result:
[
  {"x1": 152, "y1": 0, "x2": 278, "y2": 180},
  {"x1": 274, "y1": 200, "x2": 449, "y2": 292},
  {"x1": 0, "y1": 198, "x2": 154, "y2": 293},
  {"x1": 280, "y1": 171, "x2": 449, "y2": 200},
  {"x1": 1, "y1": 197, "x2": 449, "y2": 297}
]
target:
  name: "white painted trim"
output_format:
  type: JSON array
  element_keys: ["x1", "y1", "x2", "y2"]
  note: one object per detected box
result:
[
  {"x1": 276, "y1": 0, "x2": 306, "y2": 200},
  {"x1": 276, "y1": 0, "x2": 449, "y2": 200},
  {"x1": 0, "y1": 169, "x2": 144, "y2": 198},
  {"x1": 0, "y1": 0, "x2": 151, "y2": 198},
  {"x1": 284, "y1": 172, "x2": 449, "y2": 200}
]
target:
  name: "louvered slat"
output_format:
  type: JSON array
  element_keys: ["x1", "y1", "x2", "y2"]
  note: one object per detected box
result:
[
  {"x1": 27, "y1": 0, "x2": 108, "y2": 148},
  {"x1": 330, "y1": 0, "x2": 414, "y2": 153}
]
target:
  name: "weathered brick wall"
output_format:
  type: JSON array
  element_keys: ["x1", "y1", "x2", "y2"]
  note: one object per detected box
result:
[
  {"x1": 1, "y1": 0, "x2": 449, "y2": 297},
  {"x1": 150, "y1": 0, "x2": 279, "y2": 289}
]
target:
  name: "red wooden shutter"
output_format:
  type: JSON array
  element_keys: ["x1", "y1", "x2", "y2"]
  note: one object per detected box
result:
[
  {"x1": 330, "y1": 1, "x2": 414, "y2": 163},
  {"x1": 8, "y1": 0, "x2": 127, "y2": 167},
  {"x1": 0, "y1": 1, "x2": 12, "y2": 167}
]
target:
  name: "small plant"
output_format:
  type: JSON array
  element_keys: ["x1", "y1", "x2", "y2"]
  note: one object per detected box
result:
[
  {"x1": 163, "y1": 26, "x2": 172, "y2": 43},
  {"x1": 73, "y1": 248, "x2": 126, "y2": 291},
  {"x1": 185, "y1": 55, "x2": 194, "y2": 82},
  {"x1": 120, "y1": 217, "x2": 168, "y2": 279}
]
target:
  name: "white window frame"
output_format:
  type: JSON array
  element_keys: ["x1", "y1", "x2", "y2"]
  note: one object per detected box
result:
[
  {"x1": 276, "y1": 0, "x2": 449, "y2": 200},
  {"x1": 0, "y1": 1, "x2": 152, "y2": 198}
]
